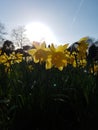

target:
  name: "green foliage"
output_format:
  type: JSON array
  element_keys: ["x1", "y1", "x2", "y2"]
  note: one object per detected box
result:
[{"x1": 0, "y1": 59, "x2": 98, "y2": 130}]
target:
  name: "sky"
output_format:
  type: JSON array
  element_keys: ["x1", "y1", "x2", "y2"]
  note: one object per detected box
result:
[{"x1": 0, "y1": 0, "x2": 98, "y2": 45}]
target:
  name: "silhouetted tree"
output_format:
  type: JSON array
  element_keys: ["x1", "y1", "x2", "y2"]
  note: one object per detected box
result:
[
  {"x1": 94, "y1": 40, "x2": 98, "y2": 46},
  {"x1": 67, "y1": 42, "x2": 79, "y2": 53},
  {"x1": 0, "y1": 22, "x2": 7, "y2": 42},
  {"x1": 1, "y1": 40, "x2": 15, "y2": 55},
  {"x1": 86, "y1": 37, "x2": 98, "y2": 61},
  {"x1": 11, "y1": 26, "x2": 30, "y2": 48},
  {"x1": 87, "y1": 44, "x2": 98, "y2": 61}
]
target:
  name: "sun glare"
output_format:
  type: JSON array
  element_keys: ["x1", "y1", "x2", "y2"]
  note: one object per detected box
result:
[{"x1": 25, "y1": 22, "x2": 57, "y2": 45}]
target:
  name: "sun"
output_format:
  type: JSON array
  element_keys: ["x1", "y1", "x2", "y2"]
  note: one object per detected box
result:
[{"x1": 25, "y1": 22, "x2": 57, "y2": 45}]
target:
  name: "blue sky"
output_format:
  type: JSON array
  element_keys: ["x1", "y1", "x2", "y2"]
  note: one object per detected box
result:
[{"x1": 0, "y1": 0, "x2": 98, "y2": 45}]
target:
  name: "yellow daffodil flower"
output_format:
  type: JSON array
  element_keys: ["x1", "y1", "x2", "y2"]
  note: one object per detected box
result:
[
  {"x1": 77, "y1": 37, "x2": 89, "y2": 59},
  {"x1": 0, "y1": 53, "x2": 8, "y2": 64},
  {"x1": 0, "y1": 52, "x2": 23, "y2": 67},
  {"x1": 28, "y1": 42, "x2": 51, "y2": 63},
  {"x1": 47, "y1": 44, "x2": 68, "y2": 71}
]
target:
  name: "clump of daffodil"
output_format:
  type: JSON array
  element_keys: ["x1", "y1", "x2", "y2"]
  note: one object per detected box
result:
[
  {"x1": 9, "y1": 52, "x2": 23, "y2": 64},
  {"x1": 28, "y1": 41, "x2": 51, "y2": 64},
  {"x1": 0, "y1": 53, "x2": 9, "y2": 66},
  {"x1": 93, "y1": 64, "x2": 98, "y2": 75},
  {"x1": 70, "y1": 37, "x2": 89, "y2": 67},
  {"x1": 0, "y1": 52, "x2": 23, "y2": 67},
  {"x1": 90, "y1": 64, "x2": 98, "y2": 75},
  {"x1": 46, "y1": 44, "x2": 68, "y2": 71},
  {"x1": 77, "y1": 37, "x2": 89, "y2": 60},
  {"x1": 64, "y1": 46, "x2": 76, "y2": 66},
  {"x1": 79, "y1": 59, "x2": 87, "y2": 67}
]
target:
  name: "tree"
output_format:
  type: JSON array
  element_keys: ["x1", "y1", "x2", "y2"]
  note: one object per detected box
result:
[
  {"x1": 0, "y1": 22, "x2": 7, "y2": 41},
  {"x1": 1, "y1": 40, "x2": 15, "y2": 55},
  {"x1": 11, "y1": 26, "x2": 30, "y2": 48}
]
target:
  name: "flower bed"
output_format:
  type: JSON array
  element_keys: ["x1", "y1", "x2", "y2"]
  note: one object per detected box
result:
[{"x1": 0, "y1": 37, "x2": 98, "y2": 130}]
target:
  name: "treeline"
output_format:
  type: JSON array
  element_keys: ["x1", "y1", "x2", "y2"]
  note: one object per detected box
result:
[
  {"x1": 0, "y1": 21, "x2": 98, "y2": 49},
  {"x1": 0, "y1": 22, "x2": 30, "y2": 48}
]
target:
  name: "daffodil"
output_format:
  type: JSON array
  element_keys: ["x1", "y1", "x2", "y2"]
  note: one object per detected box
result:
[
  {"x1": 90, "y1": 64, "x2": 98, "y2": 75},
  {"x1": 10, "y1": 52, "x2": 23, "y2": 63},
  {"x1": 28, "y1": 42, "x2": 51, "y2": 63},
  {"x1": 77, "y1": 37, "x2": 89, "y2": 59},
  {"x1": 94, "y1": 65, "x2": 98, "y2": 74},
  {"x1": 47, "y1": 44, "x2": 68, "y2": 71},
  {"x1": 0, "y1": 53, "x2": 9, "y2": 64},
  {"x1": 79, "y1": 59, "x2": 87, "y2": 67},
  {"x1": 0, "y1": 52, "x2": 23, "y2": 68},
  {"x1": 78, "y1": 37, "x2": 88, "y2": 43},
  {"x1": 66, "y1": 52, "x2": 75, "y2": 65}
]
